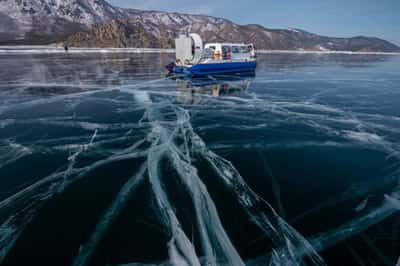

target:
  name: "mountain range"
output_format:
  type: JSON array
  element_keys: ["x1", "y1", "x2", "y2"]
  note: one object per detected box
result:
[{"x1": 0, "y1": 0, "x2": 399, "y2": 52}]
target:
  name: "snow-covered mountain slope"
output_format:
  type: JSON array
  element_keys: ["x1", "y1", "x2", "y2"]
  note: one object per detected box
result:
[
  {"x1": 0, "y1": 0, "x2": 399, "y2": 52},
  {"x1": 0, "y1": 0, "x2": 126, "y2": 25},
  {"x1": 0, "y1": 0, "x2": 128, "y2": 44}
]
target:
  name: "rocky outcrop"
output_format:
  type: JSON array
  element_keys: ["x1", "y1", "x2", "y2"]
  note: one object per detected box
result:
[{"x1": 65, "y1": 19, "x2": 168, "y2": 48}]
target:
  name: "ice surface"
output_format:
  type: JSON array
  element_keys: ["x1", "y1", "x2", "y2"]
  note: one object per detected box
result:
[
  {"x1": 0, "y1": 85, "x2": 327, "y2": 265},
  {"x1": 310, "y1": 194, "x2": 399, "y2": 253},
  {"x1": 384, "y1": 194, "x2": 400, "y2": 210},
  {"x1": 0, "y1": 53, "x2": 399, "y2": 265},
  {"x1": 354, "y1": 197, "x2": 369, "y2": 212},
  {"x1": 72, "y1": 164, "x2": 147, "y2": 266},
  {"x1": 0, "y1": 141, "x2": 32, "y2": 169}
]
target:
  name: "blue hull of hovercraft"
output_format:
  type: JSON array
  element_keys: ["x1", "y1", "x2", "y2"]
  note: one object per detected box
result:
[{"x1": 173, "y1": 61, "x2": 257, "y2": 76}]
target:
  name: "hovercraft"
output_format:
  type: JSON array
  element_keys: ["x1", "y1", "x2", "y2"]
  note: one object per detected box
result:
[{"x1": 167, "y1": 33, "x2": 257, "y2": 76}]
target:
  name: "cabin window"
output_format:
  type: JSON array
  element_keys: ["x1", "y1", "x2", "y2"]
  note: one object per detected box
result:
[
  {"x1": 208, "y1": 46, "x2": 216, "y2": 50},
  {"x1": 222, "y1": 46, "x2": 231, "y2": 53},
  {"x1": 231, "y1": 46, "x2": 240, "y2": 53},
  {"x1": 203, "y1": 48, "x2": 214, "y2": 59},
  {"x1": 240, "y1": 46, "x2": 250, "y2": 53},
  {"x1": 222, "y1": 46, "x2": 231, "y2": 60}
]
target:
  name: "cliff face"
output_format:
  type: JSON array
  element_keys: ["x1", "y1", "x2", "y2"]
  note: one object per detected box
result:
[
  {"x1": 65, "y1": 20, "x2": 169, "y2": 48},
  {"x1": 1, "y1": 0, "x2": 399, "y2": 52},
  {"x1": 65, "y1": 17, "x2": 400, "y2": 52}
]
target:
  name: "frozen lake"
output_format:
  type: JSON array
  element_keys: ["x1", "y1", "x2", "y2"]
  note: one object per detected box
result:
[{"x1": 0, "y1": 52, "x2": 399, "y2": 265}]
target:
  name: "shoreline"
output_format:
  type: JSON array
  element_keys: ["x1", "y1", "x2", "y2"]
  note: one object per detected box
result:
[
  {"x1": 256, "y1": 49, "x2": 400, "y2": 55},
  {"x1": 0, "y1": 46, "x2": 399, "y2": 55},
  {"x1": 0, "y1": 47, "x2": 175, "y2": 54}
]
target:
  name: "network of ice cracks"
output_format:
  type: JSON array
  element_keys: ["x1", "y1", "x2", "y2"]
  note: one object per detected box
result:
[{"x1": 0, "y1": 75, "x2": 399, "y2": 266}]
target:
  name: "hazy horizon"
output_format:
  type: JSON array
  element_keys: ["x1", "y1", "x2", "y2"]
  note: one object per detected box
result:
[{"x1": 109, "y1": 0, "x2": 400, "y2": 46}]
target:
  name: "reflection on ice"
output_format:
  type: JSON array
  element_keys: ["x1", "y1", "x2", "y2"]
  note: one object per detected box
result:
[{"x1": 173, "y1": 74, "x2": 254, "y2": 104}]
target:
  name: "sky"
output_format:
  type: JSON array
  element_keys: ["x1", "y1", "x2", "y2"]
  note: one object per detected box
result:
[{"x1": 108, "y1": 0, "x2": 400, "y2": 45}]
